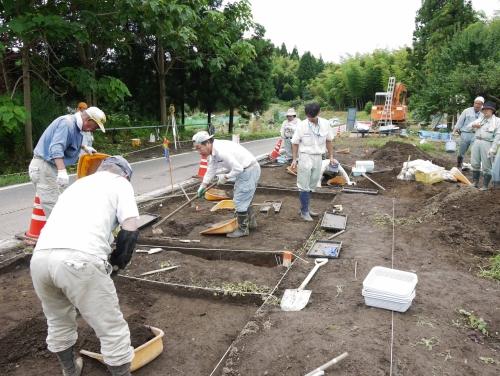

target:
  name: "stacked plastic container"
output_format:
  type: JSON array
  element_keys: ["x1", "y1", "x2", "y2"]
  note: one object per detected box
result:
[{"x1": 362, "y1": 266, "x2": 418, "y2": 312}]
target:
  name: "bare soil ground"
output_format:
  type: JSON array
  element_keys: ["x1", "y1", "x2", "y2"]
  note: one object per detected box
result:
[{"x1": 1, "y1": 136, "x2": 499, "y2": 376}]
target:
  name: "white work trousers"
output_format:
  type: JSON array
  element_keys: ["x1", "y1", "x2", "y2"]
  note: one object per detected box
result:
[
  {"x1": 492, "y1": 149, "x2": 500, "y2": 183},
  {"x1": 297, "y1": 153, "x2": 322, "y2": 192},
  {"x1": 471, "y1": 139, "x2": 493, "y2": 175},
  {"x1": 234, "y1": 164, "x2": 261, "y2": 212},
  {"x1": 30, "y1": 249, "x2": 134, "y2": 366},
  {"x1": 283, "y1": 138, "x2": 293, "y2": 160},
  {"x1": 28, "y1": 158, "x2": 63, "y2": 218}
]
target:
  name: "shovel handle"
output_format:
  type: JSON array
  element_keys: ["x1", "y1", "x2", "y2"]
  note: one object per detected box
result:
[{"x1": 298, "y1": 258, "x2": 328, "y2": 290}]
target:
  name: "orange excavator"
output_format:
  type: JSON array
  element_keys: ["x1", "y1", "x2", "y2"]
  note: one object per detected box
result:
[{"x1": 370, "y1": 78, "x2": 407, "y2": 126}]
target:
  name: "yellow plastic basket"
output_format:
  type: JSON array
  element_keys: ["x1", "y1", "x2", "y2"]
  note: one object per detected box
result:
[{"x1": 76, "y1": 153, "x2": 110, "y2": 179}]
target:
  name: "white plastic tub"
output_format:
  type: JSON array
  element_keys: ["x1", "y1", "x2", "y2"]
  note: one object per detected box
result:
[
  {"x1": 362, "y1": 290, "x2": 416, "y2": 312},
  {"x1": 355, "y1": 160, "x2": 374, "y2": 173},
  {"x1": 363, "y1": 266, "x2": 418, "y2": 298}
]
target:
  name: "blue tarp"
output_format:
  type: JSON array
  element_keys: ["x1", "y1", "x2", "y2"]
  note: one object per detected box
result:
[{"x1": 418, "y1": 131, "x2": 452, "y2": 141}]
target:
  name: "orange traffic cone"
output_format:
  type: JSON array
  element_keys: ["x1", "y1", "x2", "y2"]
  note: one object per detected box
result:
[
  {"x1": 197, "y1": 157, "x2": 208, "y2": 178},
  {"x1": 25, "y1": 195, "x2": 47, "y2": 240},
  {"x1": 269, "y1": 139, "x2": 282, "y2": 160}
]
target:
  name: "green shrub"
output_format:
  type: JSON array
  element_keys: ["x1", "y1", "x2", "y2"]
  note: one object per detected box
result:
[{"x1": 364, "y1": 101, "x2": 373, "y2": 114}]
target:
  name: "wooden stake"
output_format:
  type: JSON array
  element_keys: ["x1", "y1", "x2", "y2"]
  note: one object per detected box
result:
[{"x1": 139, "y1": 265, "x2": 179, "y2": 276}]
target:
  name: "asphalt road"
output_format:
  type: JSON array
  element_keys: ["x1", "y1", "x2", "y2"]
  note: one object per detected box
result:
[{"x1": 0, "y1": 137, "x2": 277, "y2": 247}]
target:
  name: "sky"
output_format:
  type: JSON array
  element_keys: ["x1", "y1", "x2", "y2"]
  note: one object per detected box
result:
[{"x1": 250, "y1": 0, "x2": 499, "y2": 63}]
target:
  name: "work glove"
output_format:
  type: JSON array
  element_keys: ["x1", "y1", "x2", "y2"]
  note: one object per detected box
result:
[
  {"x1": 83, "y1": 146, "x2": 97, "y2": 154},
  {"x1": 56, "y1": 169, "x2": 69, "y2": 187},
  {"x1": 488, "y1": 149, "x2": 496, "y2": 159},
  {"x1": 197, "y1": 185, "x2": 207, "y2": 198},
  {"x1": 216, "y1": 174, "x2": 228, "y2": 185}
]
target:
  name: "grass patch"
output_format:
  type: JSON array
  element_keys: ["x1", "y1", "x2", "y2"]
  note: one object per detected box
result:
[
  {"x1": 0, "y1": 173, "x2": 30, "y2": 187},
  {"x1": 458, "y1": 309, "x2": 489, "y2": 336},
  {"x1": 416, "y1": 141, "x2": 436, "y2": 153},
  {"x1": 364, "y1": 138, "x2": 392, "y2": 149},
  {"x1": 415, "y1": 337, "x2": 439, "y2": 351},
  {"x1": 478, "y1": 254, "x2": 500, "y2": 281}
]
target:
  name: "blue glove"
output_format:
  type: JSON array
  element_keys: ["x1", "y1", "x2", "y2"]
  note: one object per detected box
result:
[{"x1": 197, "y1": 185, "x2": 207, "y2": 198}]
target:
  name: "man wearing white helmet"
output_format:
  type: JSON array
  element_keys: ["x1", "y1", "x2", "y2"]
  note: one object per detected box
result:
[
  {"x1": 29, "y1": 106, "x2": 106, "y2": 217},
  {"x1": 193, "y1": 131, "x2": 261, "y2": 238},
  {"x1": 280, "y1": 108, "x2": 300, "y2": 161},
  {"x1": 453, "y1": 97, "x2": 484, "y2": 169},
  {"x1": 30, "y1": 156, "x2": 139, "y2": 376}
]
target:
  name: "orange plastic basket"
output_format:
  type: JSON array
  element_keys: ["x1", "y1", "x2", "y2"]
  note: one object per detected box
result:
[{"x1": 77, "y1": 153, "x2": 110, "y2": 179}]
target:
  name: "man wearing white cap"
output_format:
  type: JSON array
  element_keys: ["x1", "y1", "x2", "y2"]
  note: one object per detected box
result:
[
  {"x1": 280, "y1": 108, "x2": 300, "y2": 161},
  {"x1": 30, "y1": 156, "x2": 139, "y2": 376},
  {"x1": 29, "y1": 107, "x2": 106, "y2": 217},
  {"x1": 468, "y1": 101, "x2": 500, "y2": 190},
  {"x1": 453, "y1": 96, "x2": 484, "y2": 169},
  {"x1": 193, "y1": 131, "x2": 261, "y2": 237}
]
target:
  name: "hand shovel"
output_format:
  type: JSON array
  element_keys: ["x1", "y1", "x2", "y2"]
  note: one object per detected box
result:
[{"x1": 280, "y1": 258, "x2": 328, "y2": 311}]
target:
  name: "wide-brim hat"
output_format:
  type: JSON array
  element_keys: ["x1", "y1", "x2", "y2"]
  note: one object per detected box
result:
[
  {"x1": 482, "y1": 101, "x2": 496, "y2": 112},
  {"x1": 286, "y1": 108, "x2": 297, "y2": 116}
]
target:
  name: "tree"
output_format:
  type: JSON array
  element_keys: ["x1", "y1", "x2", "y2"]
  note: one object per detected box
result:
[{"x1": 279, "y1": 42, "x2": 288, "y2": 57}]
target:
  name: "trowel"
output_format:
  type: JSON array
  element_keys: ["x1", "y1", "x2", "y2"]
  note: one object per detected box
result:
[{"x1": 280, "y1": 258, "x2": 328, "y2": 311}]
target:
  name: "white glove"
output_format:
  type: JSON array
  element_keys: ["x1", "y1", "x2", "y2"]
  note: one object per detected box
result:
[
  {"x1": 488, "y1": 149, "x2": 496, "y2": 158},
  {"x1": 84, "y1": 146, "x2": 97, "y2": 154},
  {"x1": 56, "y1": 169, "x2": 69, "y2": 187},
  {"x1": 216, "y1": 174, "x2": 228, "y2": 185}
]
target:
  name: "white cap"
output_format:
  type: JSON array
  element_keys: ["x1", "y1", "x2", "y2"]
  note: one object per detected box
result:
[
  {"x1": 474, "y1": 96, "x2": 485, "y2": 103},
  {"x1": 192, "y1": 131, "x2": 213, "y2": 144},
  {"x1": 85, "y1": 107, "x2": 106, "y2": 132},
  {"x1": 286, "y1": 108, "x2": 297, "y2": 116}
]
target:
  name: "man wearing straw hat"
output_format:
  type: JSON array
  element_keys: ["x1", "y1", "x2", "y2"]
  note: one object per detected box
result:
[
  {"x1": 193, "y1": 131, "x2": 261, "y2": 238},
  {"x1": 467, "y1": 101, "x2": 500, "y2": 190},
  {"x1": 29, "y1": 107, "x2": 106, "y2": 217},
  {"x1": 280, "y1": 108, "x2": 300, "y2": 161},
  {"x1": 453, "y1": 96, "x2": 484, "y2": 169},
  {"x1": 30, "y1": 156, "x2": 139, "y2": 376}
]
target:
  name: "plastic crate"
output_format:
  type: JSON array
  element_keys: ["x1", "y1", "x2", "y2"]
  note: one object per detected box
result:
[{"x1": 362, "y1": 266, "x2": 418, "y2": 298}]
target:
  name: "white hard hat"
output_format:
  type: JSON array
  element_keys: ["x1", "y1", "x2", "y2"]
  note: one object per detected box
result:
[
  {"x1": 85, "y1": 107, "x2": 106, "y2": 132},
  {"x1": 474, "y1": 96, "x2": 485, "y2": 103},
  {"x1": 192, "y1": 131, "x2": 213, "y2": 144},
  {"x1": 286, "y1": 108, "x2": 297, "y2": 116}
]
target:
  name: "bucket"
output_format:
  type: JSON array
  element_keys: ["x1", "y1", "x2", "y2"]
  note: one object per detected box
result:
[
  {"x1": 355, "y1": 160, "x2": 374, "y2": 173},
  {"x1": 232, "y1": 134, "x2": 240, "y2": 144},
  {"x1": 131, "y1": 138, "x2": 141, "y2": 147},
  {"x1": 445, "y1": 140, "x2": 456, "y2": 153}
]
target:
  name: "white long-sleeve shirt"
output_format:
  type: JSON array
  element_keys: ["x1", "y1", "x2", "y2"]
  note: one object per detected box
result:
[
  {"x1": 455, "y1": 107, "x2": 483, "y2": 132},
  {"x1": 202, "y1": 139, "x2": 257, "y2": 185}
]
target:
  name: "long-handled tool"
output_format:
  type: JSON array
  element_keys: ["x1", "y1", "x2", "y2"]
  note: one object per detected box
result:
[
  {"x1": 361, "y1": 173, "x2": 386, "y2": 191},
  {"x1": 152, "y1": 183, "x2": 216, "y2": 234},
  {"x1": 304, "y1": 352, "x2": 349, "y2": 376},
  {"x1": 280, "y1": 258, "x2": 328, "y2": 311}
]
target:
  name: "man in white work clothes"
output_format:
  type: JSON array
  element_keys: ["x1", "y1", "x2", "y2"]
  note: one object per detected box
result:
[
  {"x1": 291, "y1": 102, "x2": 336, "y2": 221},
  {"x1": 30, "y1": 156, "x2": 140, "y2": 376},
  {"x1": 193, "y1": 131, "x2": 261, "y2": 237},
  {"x1": 453, "y1": 96, "x2": 484, "y2": 169}
]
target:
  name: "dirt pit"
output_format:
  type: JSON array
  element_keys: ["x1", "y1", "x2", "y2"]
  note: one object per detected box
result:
[{"x1": 1, "y1": 137, "x2": 499, "y2": 376}]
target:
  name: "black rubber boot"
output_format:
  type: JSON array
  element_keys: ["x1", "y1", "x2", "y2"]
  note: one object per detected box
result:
[
  {"x1": 227, "y1": 212, "x2": 249, "y2": 238},
  {"x1": 55, "y1": 347, "x2": 83, "y2": 376},
  {"x1": 480, "y1": 174, "x2": 492, "y2": 191},
  {"x1": 248, "y1": 206, "x2": 257, "y2": 230},
  {"x1": 472, "y1": 170, "x2": 480, "y2": 188},
  {"x1": 457, "y1": 156, "x2": 463, "y2": 169},
  {"x1": 107, "y1": 363, "x2": 131, "y2": 376}
]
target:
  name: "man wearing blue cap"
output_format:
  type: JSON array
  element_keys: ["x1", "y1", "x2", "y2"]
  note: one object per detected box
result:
[{"x1": 30, "y1": 156, "x2": 139, "y2": 376}]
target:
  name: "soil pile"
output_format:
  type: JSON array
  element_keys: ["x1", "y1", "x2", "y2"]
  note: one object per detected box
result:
[
  {"x1": 0, "y1": 317, "x2": 50, "y2": 371},
  {"x1": 414, "y1": 186, "x2": 499, "y2": 254},
  {"x1": 371, "y1": 141, "x2": 451, "y2": 169}
]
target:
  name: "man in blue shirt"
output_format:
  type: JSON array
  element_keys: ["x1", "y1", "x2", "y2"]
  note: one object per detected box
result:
[
  {"x1": 453, "y1": 96, "x2": 484, "y2": 169},
  {"x1": 28, "y1": 107, "x2": 106, "y2": 217}
]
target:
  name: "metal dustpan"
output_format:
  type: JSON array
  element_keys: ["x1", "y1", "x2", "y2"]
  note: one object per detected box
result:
[{"x1": 280, "y1": 258, "x2": 328, "y2": 311}]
